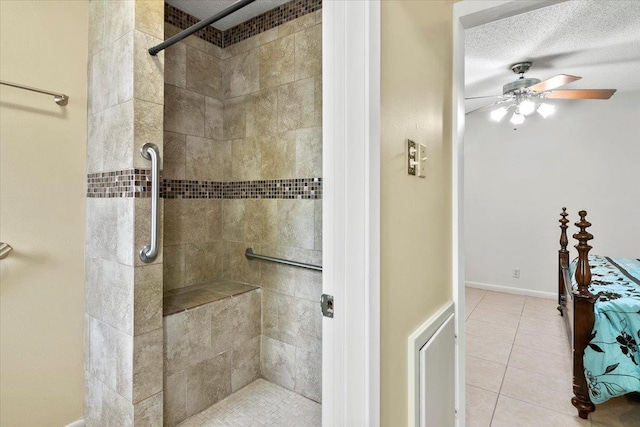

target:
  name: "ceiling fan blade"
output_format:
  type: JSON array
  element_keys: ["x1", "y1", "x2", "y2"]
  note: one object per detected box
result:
[
  {"x1": 465, "y1": 94, "x2": 509, "y2": 100},
  {"x1": 528, "y1": 74, "x2": 581, "y2": 92},
  {"x1": 546, "y1": 89, "x2": 617, "y2": 100},
  {"x1": 465, "y1": 100, "x2": 511, "y2": 116}
]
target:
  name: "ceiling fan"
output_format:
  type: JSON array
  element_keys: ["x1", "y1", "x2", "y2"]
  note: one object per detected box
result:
[{"x1": 466, "y1": 62, "x2": 617, "y2": 125}]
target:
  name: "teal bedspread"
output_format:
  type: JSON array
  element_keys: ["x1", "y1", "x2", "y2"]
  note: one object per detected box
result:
[{"x1": 570, "y1": 255, "x2": 640, "y2": 404}]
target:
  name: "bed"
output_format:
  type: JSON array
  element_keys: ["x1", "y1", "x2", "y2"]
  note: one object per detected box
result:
[{"x1": 557, "y1": 208, "x2": 640, "y2": 419}]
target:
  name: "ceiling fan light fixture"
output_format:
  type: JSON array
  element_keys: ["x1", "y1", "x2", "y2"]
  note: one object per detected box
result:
[
  {"x1": 518, "y1": 99, "x2": 536, "y2": 116},
  {"x1": 490, "y1": 106, "x2": 508, "y2": 122},
  {"x1": 537, "y1": 102, "x2": 555, "y2": 118},
  {"x1": 510, "y1": 112, "x2": 525, "y2": 125}
]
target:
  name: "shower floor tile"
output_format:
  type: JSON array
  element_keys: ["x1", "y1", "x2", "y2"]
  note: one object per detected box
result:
[{"x1": 177, "y1": 378, "x2": 321, "y2": 427}]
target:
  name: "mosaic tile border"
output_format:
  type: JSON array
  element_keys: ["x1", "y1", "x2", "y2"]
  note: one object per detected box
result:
[
  {"x1": 86, "y1": 169, "x2": 152, "y2": 198},
  {"x1": 87, "y1": 172, "x2": 322, "y2": 200},
  {"x1": 224, "y1": 0, "x2": 322, "y2": 46},
  {"x1": 164, "y1": 3, "x2": 224, "y2": 47},
  {"x1": 164, "y1": 0, "x2": 322, "y2": 49}
]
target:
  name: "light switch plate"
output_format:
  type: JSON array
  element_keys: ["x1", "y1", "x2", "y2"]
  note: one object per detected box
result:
[
  {"x1": 407, "y1": 139, "x2": 417, "y2": 176},
  {"x1": 418, "y1": 143, "x2": 427, "y2": 178}
]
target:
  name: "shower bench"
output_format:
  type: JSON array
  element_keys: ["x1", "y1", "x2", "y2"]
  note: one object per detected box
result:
[{"x1": 162, "y1": 281, "x2": 261, "y2": 426}]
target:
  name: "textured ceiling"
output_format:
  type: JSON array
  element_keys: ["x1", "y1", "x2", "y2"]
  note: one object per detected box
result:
[
  {"x1": 465, "y1": 0, "x2": 640, "y2": 112},
  {"x1": 165, "y1": 0, "x2": 291, "y2": 31}
]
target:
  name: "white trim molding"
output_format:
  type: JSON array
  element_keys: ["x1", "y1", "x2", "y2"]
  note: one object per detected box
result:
[
  {"x1": 408, "y1": 302, "x2": 455, "y2": 427},
  {"x1": 465, "y1": 281, "x2": 556, "y2": 300},
  {"x1": 322, "y1": 1, "x2": 380, "y2": 426}
]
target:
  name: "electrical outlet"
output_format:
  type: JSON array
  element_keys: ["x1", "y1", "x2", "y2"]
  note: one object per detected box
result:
[{"x1": 512, "y1": 269, "x2": 520, "y2": 279}]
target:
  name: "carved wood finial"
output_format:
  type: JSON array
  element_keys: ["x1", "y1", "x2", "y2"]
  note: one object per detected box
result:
[
  {"x1": 573, "y1": 210, "x2": 593, "y2": 293},
  {"x1": 559, "y1": 207, "x2": 569, "y2": 252}
]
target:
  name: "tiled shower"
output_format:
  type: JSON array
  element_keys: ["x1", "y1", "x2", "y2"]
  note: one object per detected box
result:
[{"x1": 84, "y1": 1, "x2": 322, "y2": 425}]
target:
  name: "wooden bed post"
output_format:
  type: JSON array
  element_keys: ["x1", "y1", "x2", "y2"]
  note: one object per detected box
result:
[
  {"x1": 572, "y1": 210, "x2": 596, "y2": 419},
  {"x1": 558, "y1": 207, "x2": 570, "y2": 315}
]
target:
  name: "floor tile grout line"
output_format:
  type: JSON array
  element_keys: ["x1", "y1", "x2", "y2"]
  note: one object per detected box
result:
[{"x1": 488, "y1": 301, "x2": 523, "y2": 426}]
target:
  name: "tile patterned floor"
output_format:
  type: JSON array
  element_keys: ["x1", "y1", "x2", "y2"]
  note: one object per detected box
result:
[
  {"x1": 465, "y1": 287, "x2": 640, "y2": 427},
  {"x1": 177, "y1": 379, "x2": 321, "y2": 427}
]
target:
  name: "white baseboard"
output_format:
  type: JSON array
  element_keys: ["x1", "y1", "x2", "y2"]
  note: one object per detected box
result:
[
  {"x1": 65, "y1": 419, "x2": 84, "y2": 427},
  {"x1": 465, "y1": 281, "x2": 556, "y2": 300}
]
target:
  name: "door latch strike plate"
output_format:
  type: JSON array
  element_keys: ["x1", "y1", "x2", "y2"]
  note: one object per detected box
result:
[{"x1": 321, "y1": 294, "x2": 334, "y2": 318}]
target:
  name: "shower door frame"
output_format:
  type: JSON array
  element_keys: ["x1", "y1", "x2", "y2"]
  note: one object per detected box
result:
[{"x1": 322, "y1": 1, "x2": 380, "y2": 426}]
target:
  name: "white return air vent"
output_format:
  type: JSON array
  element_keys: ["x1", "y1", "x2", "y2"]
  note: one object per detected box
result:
[{"x1": 408, "y1": 302, "x2": 456, "y2": 427}]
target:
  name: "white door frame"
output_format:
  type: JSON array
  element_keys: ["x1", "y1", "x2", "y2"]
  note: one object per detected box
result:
[
  {"x1": 322, "y1": 1, "x2": 380, "y2": 426},
  {"x1": 452, "y1": 1, "x2": 568, "y2": 424}
]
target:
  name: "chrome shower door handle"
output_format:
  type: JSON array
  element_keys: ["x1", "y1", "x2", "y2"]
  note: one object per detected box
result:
[
  {"x1": 139, "y1": 143, "x2": 160, "y2": 263},
  {"x1": 0, "y1": 242, "x2": 13, "y2": 259}
]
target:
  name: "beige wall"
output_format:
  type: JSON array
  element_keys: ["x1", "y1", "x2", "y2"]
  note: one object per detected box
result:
[
  {"x1": 0, "y1": 1, "x2": 88, "y2": 426},
  {"x1": 380, "y1": 1, "x2": 454, "y2": 425}
]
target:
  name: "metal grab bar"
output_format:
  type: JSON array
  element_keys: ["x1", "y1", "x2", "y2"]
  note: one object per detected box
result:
[
  {"x1": 245, "y1": 248, "x2": 322, "y2": 272},
  {"x1": 149, "y1": 0, "x2": 257, "y2": 56},
  {"x1": 0, "y1": 80, "x2": 69, "y2": 106},
  {"x1": 139, "y1": 143, "x2": 160, "y2": 263}
]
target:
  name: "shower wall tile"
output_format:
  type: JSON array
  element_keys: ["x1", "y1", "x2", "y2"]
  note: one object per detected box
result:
[
  {"x1": 85, "y1": 258, "x2": 103, "y2": 321},
  {"x1": 296, "y1": 126, "x2": 322, "y2": 178},
  {"x1": 185, "y1": 136, "x2": 229, "y2": 182},
  {"x1": 294, "y1": 347, "x2": 321, "y2": 402},
  {"x1": 186, "y1": 46, "x2": 221, "y2": 99},
  {"x1": 163, "y1": 371, "x2": 186, "y2": 427},
  {"x1": 134, "y1": 264, "x2": 163, "y2": 335},
  {"x1": 101, "y1": 260, "x2": 134, "y2": 334},
  {"x1": 85, "y1": 198, "x2": 119, "y2": 262},
  {"x1": 135, "y1": 0, "x2": 164, "y2": 40},
  {"x1": 210, "y1": 290, "x2": 261, "y2": 355},
  {"x1": 163, "y1": 131, "x2": 186, "y2": 179},
  {"x1": 222, "y1": 200, "x2": 246, "y2": 242},
  {"x1": 295, "y1": 298, "x2": 322, "y2": 353},
  {"x1": 314, "y1": 199, "x2": 322, "y2": 251},
  {"x1": 261, "y1": 131, "x2": 296, "y2": 180},
  {"x1": 102, "y1": 100, "x2": 134, "y2": 171},
  {"x1": 164, "y1": 84, "x2": 205, "y2": 137},
  {"x1": 88, "y1": 0, "x2": 106, "y2": 57},
  {"x1": 132, "y1": 328, "x2": 163, "y2": 403},
  {"x1": 257, "y1": 35, "x2": 295, "y2": 90},
  {"x1": 246, "y1": 88, "x2": 278, "y2": 137},
  {"x1": 223, "y1": 96, "x2": 247, "y2": 140},
  {"x1": 223, "y1": 241, "x2": 261, "y2": 285},
  {"x1": 231, "y1": 336, "x2": 261, "y2": 392},
  {"x1": 163, "y1": 245, "x2": 185, "y2": 291},
  {"x1": 224, "y1": 27, "x2": 278, "y2": 57},
  {"x1": 294, "y1": 24, "x2": 322, "y2": 81},
  {"x1": 231, "y1": 137, "x2": 261, "y2": 181},
  {"x1": 87, "y1": 112, "x2": 105, "y2": 173},
  {"x1": 133, "y1": 99, "x2": 164, "y2": 169},
  {"x1": 277, "y1": 199, "x2": 316, "y2": 250},
  {"x1": 278, "y1": 11, "x2": 316, "y2": 38},
  {"x1": 261, "y1": 336, "x2": 296, "y2": 391},
  {"x1": 184, "y1": 241, "x2": 224, "y2": 286},
  {"x1": 134, "y1": 31, "x2": 165, "y2": 105},
  {"x1": 104, "y1": 0, "x2": 134, "y2": 45},
  {"x1": 205, "y1": 97, "x2": 224, "y2": 140},
  {"x1": 133, "y1": 391, "x2": 163, "y2": 427},
  {"x1": 223, "y1": 50, "x2": 259, "y2": 99},
  {"x1": 186, "y1": 352, "x2": 231, "y2": 416},
  {"x1": 278, "y1": 77, "x2": 317, "y2": 132},
  {"x1": 164, "y1": 304, "x2": 212, "y2": 376},
  {"x1": 245, "y1": 199, "x2": 278, "y2": 245},
  {"x1": 164, "y1": 41, "x2": 186, "y2": 89}
]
